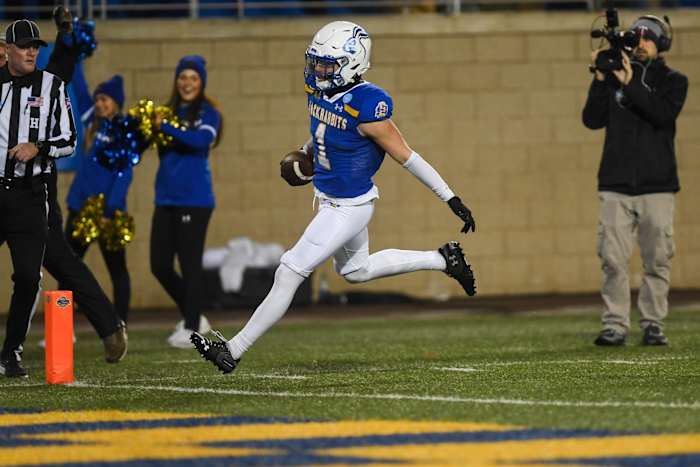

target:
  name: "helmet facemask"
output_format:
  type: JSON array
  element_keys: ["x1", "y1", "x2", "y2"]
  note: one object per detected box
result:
[{"x1": 304, "y1": 53, "x2": 350, "y2": 91}]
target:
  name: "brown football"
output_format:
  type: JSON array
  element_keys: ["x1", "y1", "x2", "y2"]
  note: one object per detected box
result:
[{"x1": 280, "y1": 149, "x2": 314, "y2": 186}]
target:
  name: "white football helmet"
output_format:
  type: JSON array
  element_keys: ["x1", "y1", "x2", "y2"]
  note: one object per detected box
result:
[{"x1": 305, "y1": 21, "x2": 371, "y2": 91}]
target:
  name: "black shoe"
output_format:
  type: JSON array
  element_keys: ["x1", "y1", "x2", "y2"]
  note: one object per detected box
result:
[
  {"x1": 191, "y1": 330, "x2": 239, "y2": 374},
  {"x1": 0, "y1": 353, "x2": 28, "y2": 378},
  {"x1": 642, "y1": 325, "x2": 669, "y2": 346},
  {"x1": 594, "y1": 328, "x2": 626, "y2": 346},
  {"x1": 103, "y1": 321, "x2": 128, "y2": 363},
  {"x1": 438, "y1": 241, "x2": 476, "y2": 296}
]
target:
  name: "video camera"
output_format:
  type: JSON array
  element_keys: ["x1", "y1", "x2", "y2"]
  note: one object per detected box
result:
[{"x1": 590, "y1": 1, "x2": 639, "y2": 72}]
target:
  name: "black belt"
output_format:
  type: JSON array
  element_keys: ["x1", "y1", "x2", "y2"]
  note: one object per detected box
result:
[{"x1": 0, "y1": 175, "x2": 46, "y2": 191}]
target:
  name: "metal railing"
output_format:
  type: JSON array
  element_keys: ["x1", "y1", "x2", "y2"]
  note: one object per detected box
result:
[{"x1": 0, "y1": 0, "x2": 681, "y2": 20}]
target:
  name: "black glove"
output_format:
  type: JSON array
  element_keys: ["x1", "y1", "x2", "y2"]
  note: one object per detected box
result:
[
  {"x1": 448, "y1": 196, "x2": 476, "y2": 234},
  {"x1": 53, "y1": 6, "x2": 73, "y2": 34}
]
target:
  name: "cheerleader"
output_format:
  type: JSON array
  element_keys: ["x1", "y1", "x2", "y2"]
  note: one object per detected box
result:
[
  {"x1": 151, "y1": 55, "x2": 223, "y2": 348},
  {"x1": 65, "y1": 75, "x2": 132, "y2": 324}
]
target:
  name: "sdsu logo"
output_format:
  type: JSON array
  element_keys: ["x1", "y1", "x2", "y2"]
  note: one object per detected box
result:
[
  {"x1": 374, "y1": 101, "x2": 389, "y2": 119},
  {"x1": 343, "y1": 38, "x2": 358, "y2": 54},
  {"x1": 56, "y1": 296, "x2": 71, "y2": 308}
]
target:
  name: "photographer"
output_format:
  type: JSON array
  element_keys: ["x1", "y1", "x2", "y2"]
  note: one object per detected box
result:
[{"x1": 583, "y1": 15, "x2": 688, "y2": 346}]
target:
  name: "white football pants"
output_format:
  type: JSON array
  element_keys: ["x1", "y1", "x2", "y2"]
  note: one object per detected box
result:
[{"x1": 227, "y1": 199, "x2": 446, "y2": 359}]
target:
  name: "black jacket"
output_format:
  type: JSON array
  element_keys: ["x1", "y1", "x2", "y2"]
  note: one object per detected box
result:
[{"x1": 582, "y1": 57, "x2": 688, "y2": 195}]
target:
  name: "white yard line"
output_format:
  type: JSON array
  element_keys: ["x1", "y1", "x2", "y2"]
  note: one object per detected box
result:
[
  {"x1": 69, "y1": 382, "x2": 700, "y2": 410},
  {"x1": 433, "y1": 367, "x2": 481, "y2": 373},
  {"x1": 122, "y1": 373, "x2": 307, "y2": 382},
  {"x1": 458, "y1": 356, "x2": 692, "y2": 367},
  {"x1": 475, "y1": 359, "x2": 654, "y2": 367}
]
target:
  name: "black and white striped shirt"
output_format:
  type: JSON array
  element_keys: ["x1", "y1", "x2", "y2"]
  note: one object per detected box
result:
[{"x1": 0, "y1": 66, "x2": 76, "y2": 179}]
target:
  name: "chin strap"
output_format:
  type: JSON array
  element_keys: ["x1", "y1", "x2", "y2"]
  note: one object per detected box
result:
[{"x1": 323, "y1": 78, "x2": 364, "y2": 98}]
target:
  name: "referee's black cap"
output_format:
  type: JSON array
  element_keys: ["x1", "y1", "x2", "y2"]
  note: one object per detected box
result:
[{"x1": 5, "y1": 20, "x2": 48, "y2": 48}]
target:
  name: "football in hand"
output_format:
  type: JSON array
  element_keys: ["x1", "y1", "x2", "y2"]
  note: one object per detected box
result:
[{"x1": 280, "y1": 149, "x2": 314, "y2": 186}]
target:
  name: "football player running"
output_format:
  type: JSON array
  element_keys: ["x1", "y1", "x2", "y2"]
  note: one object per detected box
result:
[{"x1": 192, "y1": 21, "x2": 477, "y2": 374}]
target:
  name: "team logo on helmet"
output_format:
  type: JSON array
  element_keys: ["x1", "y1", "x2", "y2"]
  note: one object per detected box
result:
[{"x1": 343, "y1": 38, "x2": 358, "y2": 54}]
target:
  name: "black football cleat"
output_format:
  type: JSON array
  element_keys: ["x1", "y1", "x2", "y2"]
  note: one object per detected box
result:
[
  {"x1": 439, "y1": 241, "x2": 476, "y2": 296},
  {"x1": 191, "y1": 330, "x2": 239, "y2": 374}
]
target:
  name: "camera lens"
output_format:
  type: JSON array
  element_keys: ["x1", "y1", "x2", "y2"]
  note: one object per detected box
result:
[{"x1": 623, "y1": 30, "x2": 640, "y2": 49}]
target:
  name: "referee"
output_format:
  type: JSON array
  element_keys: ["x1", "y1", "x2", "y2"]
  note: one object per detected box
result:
[{"x1": 0, "y1": 20, "x2": 75, "y2": 378}]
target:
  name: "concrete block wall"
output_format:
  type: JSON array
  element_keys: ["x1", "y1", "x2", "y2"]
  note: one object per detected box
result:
[{"x1": 1, "y1": 10, "x2": 699, "y2": 311}]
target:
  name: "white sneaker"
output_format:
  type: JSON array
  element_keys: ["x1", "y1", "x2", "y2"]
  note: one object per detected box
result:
[
  {"x1": 173, "y1": 315, "x2": 211, "y2": 335},
  {"x1": 167, "y1": 328, "x2": 195, "y2": 349},
  {"x1": 199, "y1": 315, "x2": 212, "y2": 335},
  {"x1": 38, "y1": 334, "x2": 77, "y2": 348}
]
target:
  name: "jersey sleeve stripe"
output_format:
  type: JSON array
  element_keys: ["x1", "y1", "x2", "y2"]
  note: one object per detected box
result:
[{"x1": 343, "y1": 104, "x2": 359, "y2": 118}]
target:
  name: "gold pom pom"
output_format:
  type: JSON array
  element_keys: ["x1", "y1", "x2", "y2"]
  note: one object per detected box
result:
[
  {"x1": 127, "y1": 98, "x2": 156, "y2": 145},
  {"x1": 127, "y1": 99, "x2": 184, "y2": 149},
  {"x1": 71, "y1": 194, "x2": 105, "y2": 246},
  {"x1": 101, "y1": 210, "x2": 135, "y2": 252}
]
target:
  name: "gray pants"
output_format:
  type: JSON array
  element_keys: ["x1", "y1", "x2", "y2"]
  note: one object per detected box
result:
[{"x1": 597, "y1": 191, "x2": 675, "y2": 334}]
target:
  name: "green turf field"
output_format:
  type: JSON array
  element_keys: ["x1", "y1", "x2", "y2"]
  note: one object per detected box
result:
[{"x1": 3, "y1": 307, "x2": 699, "y2": 433}]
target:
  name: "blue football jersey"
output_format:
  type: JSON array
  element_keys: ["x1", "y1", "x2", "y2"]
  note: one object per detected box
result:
[{"x1": 306, "y1": 80, "x2": 394, "y2": 198}]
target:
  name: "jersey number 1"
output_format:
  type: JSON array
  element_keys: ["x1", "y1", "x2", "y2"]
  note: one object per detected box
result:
[{"x1": 314, "y1": 123, "x2": 331, "y2": 170}]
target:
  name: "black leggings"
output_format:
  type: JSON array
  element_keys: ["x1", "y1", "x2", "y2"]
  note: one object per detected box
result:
[
  {"x1": 64, "y1": 209, "x2": 131, "y2": 323},
  {"x1": 150, "y1": 205, "x2": 212, "y2": 331}
]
